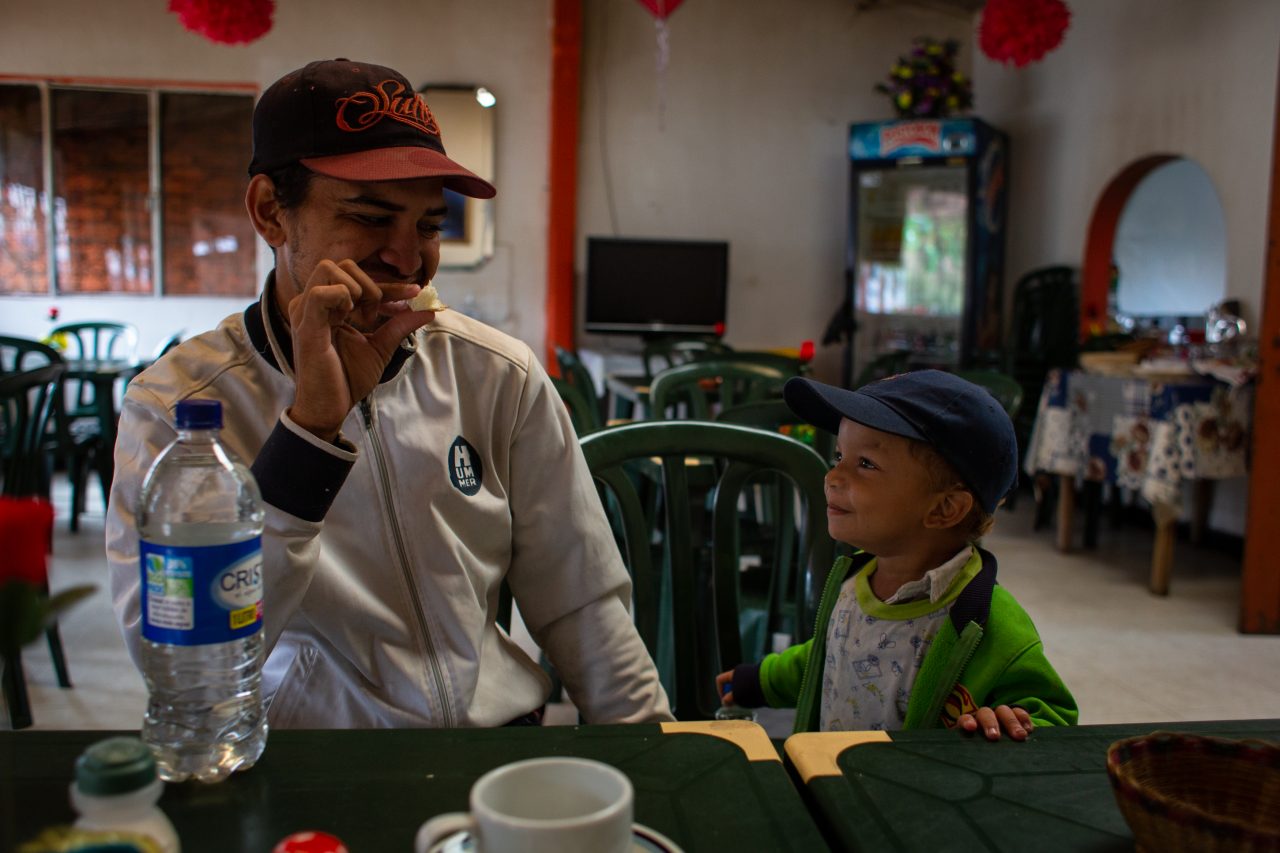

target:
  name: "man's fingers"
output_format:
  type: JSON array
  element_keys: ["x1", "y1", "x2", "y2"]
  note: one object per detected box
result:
[
  {"x1": 290, "y1": 282, "x2": 356, "y2": 330},
  {"x1": 367, "y1": 308, "x2": 435, "y2": 359}
]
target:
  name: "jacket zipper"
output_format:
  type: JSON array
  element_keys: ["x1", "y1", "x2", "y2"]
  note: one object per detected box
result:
[
  {"x1": 359, "y1": 397, "x2": 455, "y2": 727},
  {"x1": 793, "y1": 555, "x2": 853, "y2": 732},
  {"x1": 919, "y1": 621, "x2": 984, "y2": 729}
]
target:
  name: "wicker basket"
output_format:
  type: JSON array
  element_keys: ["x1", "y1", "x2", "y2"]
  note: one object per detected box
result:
[{"x1": 1107, "y1": 732, "x2": 1280, "y2": 853}]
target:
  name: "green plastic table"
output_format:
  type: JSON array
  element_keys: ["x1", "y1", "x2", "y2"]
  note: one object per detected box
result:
[
  {"x1": 785, "y1": 718, "x2": 1280, "y2": 852},
  {"x1": 3, "y1": 721, "x2": 828, "y2": 852}
]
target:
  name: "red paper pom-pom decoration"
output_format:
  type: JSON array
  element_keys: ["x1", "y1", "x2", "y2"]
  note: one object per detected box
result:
[
  {"x1": 979, "y1": 0, "x2": 1071, "y2": 68},
  {"x1": 170, "y1": 0, "x2": 275, "y2": 46}
]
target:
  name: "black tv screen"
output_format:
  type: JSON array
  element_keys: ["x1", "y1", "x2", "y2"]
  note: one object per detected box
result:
[{"x1": 585, "y1": 237, "x2": 729, "y2": 335}]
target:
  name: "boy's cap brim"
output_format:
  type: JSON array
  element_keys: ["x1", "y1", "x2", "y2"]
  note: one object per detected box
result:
[
  {"x1": 783, "y1": 377, "x2": 927, "y2": 443},
  {"x1": 300, "y1": 148, "x2": 496, "y2": 198}
]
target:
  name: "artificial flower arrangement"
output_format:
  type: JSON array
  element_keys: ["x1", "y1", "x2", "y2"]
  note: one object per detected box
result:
[{"x1": 874, "y1": 37, "x2": 973, "y2": 120}]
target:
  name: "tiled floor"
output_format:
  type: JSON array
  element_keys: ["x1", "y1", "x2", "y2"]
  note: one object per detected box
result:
[{"x1": 8, "y1": 477, "x2": 1280, "y2": 731}]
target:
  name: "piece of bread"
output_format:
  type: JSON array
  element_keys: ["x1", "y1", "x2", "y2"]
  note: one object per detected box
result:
[{"x1": 409, "y1": 282, "x2": 447, "y2": 312}]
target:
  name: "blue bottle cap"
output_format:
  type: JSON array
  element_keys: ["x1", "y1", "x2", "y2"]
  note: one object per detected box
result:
[
  {"x1": 74, "y1": 736, "x2": 158, "y2": 796},
  {"x1": 176, "y1": 399, "x2": 222, "y2": 430}
]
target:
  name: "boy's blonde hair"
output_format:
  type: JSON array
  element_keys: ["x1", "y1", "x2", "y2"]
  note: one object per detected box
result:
[{"x1": 906, "y1": 439, "x2": 996, "y2": 541}]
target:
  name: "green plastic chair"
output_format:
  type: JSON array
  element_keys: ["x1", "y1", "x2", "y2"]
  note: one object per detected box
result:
[
  {"x1": 853, "y1": 350, "x2": 912, "y2": 388},
  {"x1": 550, "y1": 376, "x2": 603, "y2": 435},
  {"x1": 716, "y1": 398, "x2": 835, "y2": 465},
  {"x1": 648, "y1": 360, "x2": 790, "y2": 421},
  {"x1": 692, "y1": 349, "x2": 810, "y2": 376},
  {"x1": 553, "y1": 346, "x2": 608, "y2": 428},
  {"x1": 642, "y1": 336, "x2": 733, "y2": 382},
  {"x1": 1, "y1": 363, "x2": 74, "y2": 728},
  {"x1": 0, "y1": 335, "x2": 102, "y2": 531},
  {"x1": 580, "y1": 421, "x2": 834, "y2": 721},
  {"x1": 953, "y1": 369, "x2": 1025, "y2": 419}
]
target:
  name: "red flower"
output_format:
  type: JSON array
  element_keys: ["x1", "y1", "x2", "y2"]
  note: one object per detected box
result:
[
  {"x1": 979, "y1": 0, "x2": 1071, "y2": 68},
  {"x1": 0, "y1": 497, "x2": 53, "y2": 587},
  {"x1": 169, "y1": 0, "x2": 274, "y2": 46}
]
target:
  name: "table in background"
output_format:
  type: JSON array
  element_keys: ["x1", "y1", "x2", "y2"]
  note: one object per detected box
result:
[
  {"x1": 2, "y1": 721, "x2": 828, "y2": 852},
  {"x1": 62, "y1": 358, "x2": 142, "y2": 491},
  {"x1": 1023, "y1": 368, "x2": 1251, "y2": 595},
  {"x1": 786, "y1": 718, "x2": 1280, "y2": 852}
]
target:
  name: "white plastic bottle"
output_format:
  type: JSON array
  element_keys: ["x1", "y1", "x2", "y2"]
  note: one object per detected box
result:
[
  {"x1": 137, "y1": 399, "x2": 267, "y2": 783},
  {"x1": 71, "y1": 736, "x2": 181, "y2": 852}
]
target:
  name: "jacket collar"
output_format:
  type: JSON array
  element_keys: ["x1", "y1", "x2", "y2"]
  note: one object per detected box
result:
[{"x1": 243, "y1": 270, "x2": 417, "y2": 384}]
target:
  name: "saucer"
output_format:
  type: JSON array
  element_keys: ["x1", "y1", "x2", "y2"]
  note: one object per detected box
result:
[{"x1": 428, "y1": 822, "x2": 683, "y2": 852}]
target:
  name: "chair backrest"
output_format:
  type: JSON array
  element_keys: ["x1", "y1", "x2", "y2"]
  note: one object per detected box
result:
[
  {"x1": 716, "y1": 398, "x2": 836, "y2": 465},
  {"x1": 49, "y1": 322, "x2": 139, "y2": 363},
  {"x1": 0, "y1": 363, "x2": 65, "y2": 498},
  {"x1": 694, "y1": 349, "x2": 809, "y2": 376},
  {"x1": 854, "y1": 350, "x2": 912, "y2": 388},
  {"x1": 580, "y1": 421, "x2": 834, "y2": 720},
  {"x1": 952, "y1": 369, "x2": 1025, "y2": 420},
  {"x1": 648, "y1": 360, "x2": 790, "y2": 420},
  {"x1": 1006, "y1": 266, "x2": 1078, "y2": 372},
  {"x1": 550, "y1": 376, "x2": 603, "y2": 435},
  {"x1": 0, "y1": 335, "x2": 62, "y2": 373},
  {"x1": 642, "y1": 336, "x2": 734, "y2": 381},
  {"x1": 553, "y1": 346, "x2": 606, "y2": 426},
  {"x1": 151, "y1": 330, "x2": 185, "y2": 361}
]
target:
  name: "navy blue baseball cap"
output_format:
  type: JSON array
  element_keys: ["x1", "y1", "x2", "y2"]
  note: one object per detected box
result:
[{"x1": 784, "y1": 370, "x2": 1017, "y2": 513}]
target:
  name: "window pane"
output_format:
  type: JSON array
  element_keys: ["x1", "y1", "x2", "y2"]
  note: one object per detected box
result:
[
  {"x1": 161, "y1": 93, "x2": 255, "y2": 296},
  {"x1": 52, "y1": 88, "x2": 151, "y2": 294},
  {"x1": 0, "y1": 84, "x2": 47, "y2": 294}
]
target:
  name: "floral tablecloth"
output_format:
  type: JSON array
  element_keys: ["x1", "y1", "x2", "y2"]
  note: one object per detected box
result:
[{"x1": 1024, "y1": 369, "x2": 1252, "y2": 506}]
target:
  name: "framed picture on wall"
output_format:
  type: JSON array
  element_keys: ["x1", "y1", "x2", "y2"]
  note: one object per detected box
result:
[
  {"x1": 420, "y1": 84, "x2": 495, "y2": 269},
  {"x1": 441, "y1": 188, "x2": 468, "y2": 243}
]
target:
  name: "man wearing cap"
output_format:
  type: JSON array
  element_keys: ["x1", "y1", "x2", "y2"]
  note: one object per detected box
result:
[
  {"x1": 106, "y1": 59, "x2": 672, "y2": 728},
  {"x1": 717, "y1": 370, "x2": 1076, "y2": 738}
]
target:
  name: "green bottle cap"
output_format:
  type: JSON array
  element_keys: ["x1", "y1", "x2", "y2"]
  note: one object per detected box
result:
[{"x1": 74, "y1": 737, "x2": 158, "y2": 796}]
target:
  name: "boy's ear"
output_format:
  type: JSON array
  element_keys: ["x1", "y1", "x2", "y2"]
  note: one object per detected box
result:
[
  {"x1": 245, "y1": 174, "x2": 287, "y2": 248},
  {"x1": 924, "y1": 487, "x2": 975, "y2": 530}
]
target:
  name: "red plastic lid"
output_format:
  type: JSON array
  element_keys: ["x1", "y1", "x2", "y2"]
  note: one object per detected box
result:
[{"x1": 273, "y1": 831, "x2": 349, "y2": 853}]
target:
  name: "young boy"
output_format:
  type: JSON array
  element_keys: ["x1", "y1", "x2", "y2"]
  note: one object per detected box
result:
[{"x1": 717, "y1": 370, "x2": 1076, "y2": 740}]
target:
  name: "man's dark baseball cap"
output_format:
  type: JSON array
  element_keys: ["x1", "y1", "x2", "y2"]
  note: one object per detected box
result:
[
  {"x1": 248, "y1": 58, "x2": 496, "y2": 199},
  {"x1": 784, "y1": 370, "x2": 1017, "y2": 513}
]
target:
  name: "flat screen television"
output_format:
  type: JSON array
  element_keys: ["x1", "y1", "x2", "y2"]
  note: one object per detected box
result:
[{"x1": 585, "y1": 236, "x2": 729, "y2": 336}]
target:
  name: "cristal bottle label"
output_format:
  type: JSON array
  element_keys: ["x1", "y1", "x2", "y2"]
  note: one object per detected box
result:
[{"x1": 140, "y1": 537, "x2": 263, "y2": 645}]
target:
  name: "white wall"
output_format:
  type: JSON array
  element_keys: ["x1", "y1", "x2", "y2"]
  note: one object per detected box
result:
[
  {"x1": 0, "y1": 0, "x2": 551, "y2": 356},
  {"x1": 973, "y1": 0, "x2": 1280, "y2": 536},
  {"x1": 972, "y1": 0, "x2": 1280, "y2": 331},
  {"x1": 575, "y1": 0, "x2": 973, "y2": 380}
]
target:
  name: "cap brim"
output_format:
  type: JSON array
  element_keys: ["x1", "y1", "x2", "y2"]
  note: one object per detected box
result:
[
  {"x1": 784, "y1": 377, "x2": 927, "y2": 442},
  {"x1": 301, "y1": 147, "x2": 496, "y2": 199}
]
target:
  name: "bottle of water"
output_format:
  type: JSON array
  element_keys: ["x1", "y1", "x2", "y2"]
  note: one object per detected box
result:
[
  {"x1": 137, "y1": 399, "x2": 267, "y2": 783},
  {"x1": 715, "y1": 682, "x2": 757, "y2": 722}
]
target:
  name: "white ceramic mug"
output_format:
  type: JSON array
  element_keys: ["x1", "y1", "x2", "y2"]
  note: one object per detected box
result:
[{"x1": 415, "y1": 757, "x2": 634, "y2": 853}]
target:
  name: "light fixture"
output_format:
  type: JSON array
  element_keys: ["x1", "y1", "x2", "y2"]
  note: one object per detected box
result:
[{"x1": 475, "y1": 87, "x2": 496, "y2": 108}]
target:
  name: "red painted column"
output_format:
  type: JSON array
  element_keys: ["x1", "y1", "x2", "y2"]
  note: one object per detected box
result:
[{"x1": 544, "y1": 0, "x2": 583, "y2": 374}]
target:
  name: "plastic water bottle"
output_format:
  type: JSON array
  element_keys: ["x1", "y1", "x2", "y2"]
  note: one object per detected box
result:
[
  {"x1": 70, "y1": 736, "x2": 181, "y2": 852},
  {"x1": 137, "y1": 399, "x2": 267, "y2": 783}
]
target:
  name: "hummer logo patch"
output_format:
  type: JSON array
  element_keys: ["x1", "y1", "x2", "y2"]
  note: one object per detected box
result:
[{"x1": 448, "y1": 436, "x2": 483, "y2": 496}]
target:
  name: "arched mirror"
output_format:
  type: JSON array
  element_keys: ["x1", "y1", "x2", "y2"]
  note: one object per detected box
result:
[
  {"x1": 1112, "y1": 158, "x2": 1226, "y2": 318},
  {"x1": 419, "y1": 84, "x2": 496, "y2": 269}
]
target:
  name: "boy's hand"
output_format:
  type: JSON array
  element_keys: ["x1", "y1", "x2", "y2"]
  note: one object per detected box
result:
[
  {"x1": 957, "y1": 705, "x2": 1034, "y2": 741},
  {"x1": 715, "y1": 670, "x2": 734, "y2": 704}
]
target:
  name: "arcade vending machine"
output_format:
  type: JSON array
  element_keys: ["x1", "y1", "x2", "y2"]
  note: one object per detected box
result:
[{"x1": 843, "y1": 117, "x2": 1008, "y2": 386}]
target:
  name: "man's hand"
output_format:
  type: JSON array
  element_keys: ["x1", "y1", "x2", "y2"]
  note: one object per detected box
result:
[
  {"x1": 957, "y1": 704, "x2": 1034, "y2": 742},
  {"x1": 286, "y1": 259, "x2": 434, "y2": 441}
]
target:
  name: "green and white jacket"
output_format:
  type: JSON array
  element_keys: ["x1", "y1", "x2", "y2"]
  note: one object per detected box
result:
[{"x1": 733, "y1": 548, "x2": 1078, "y2": 733}]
